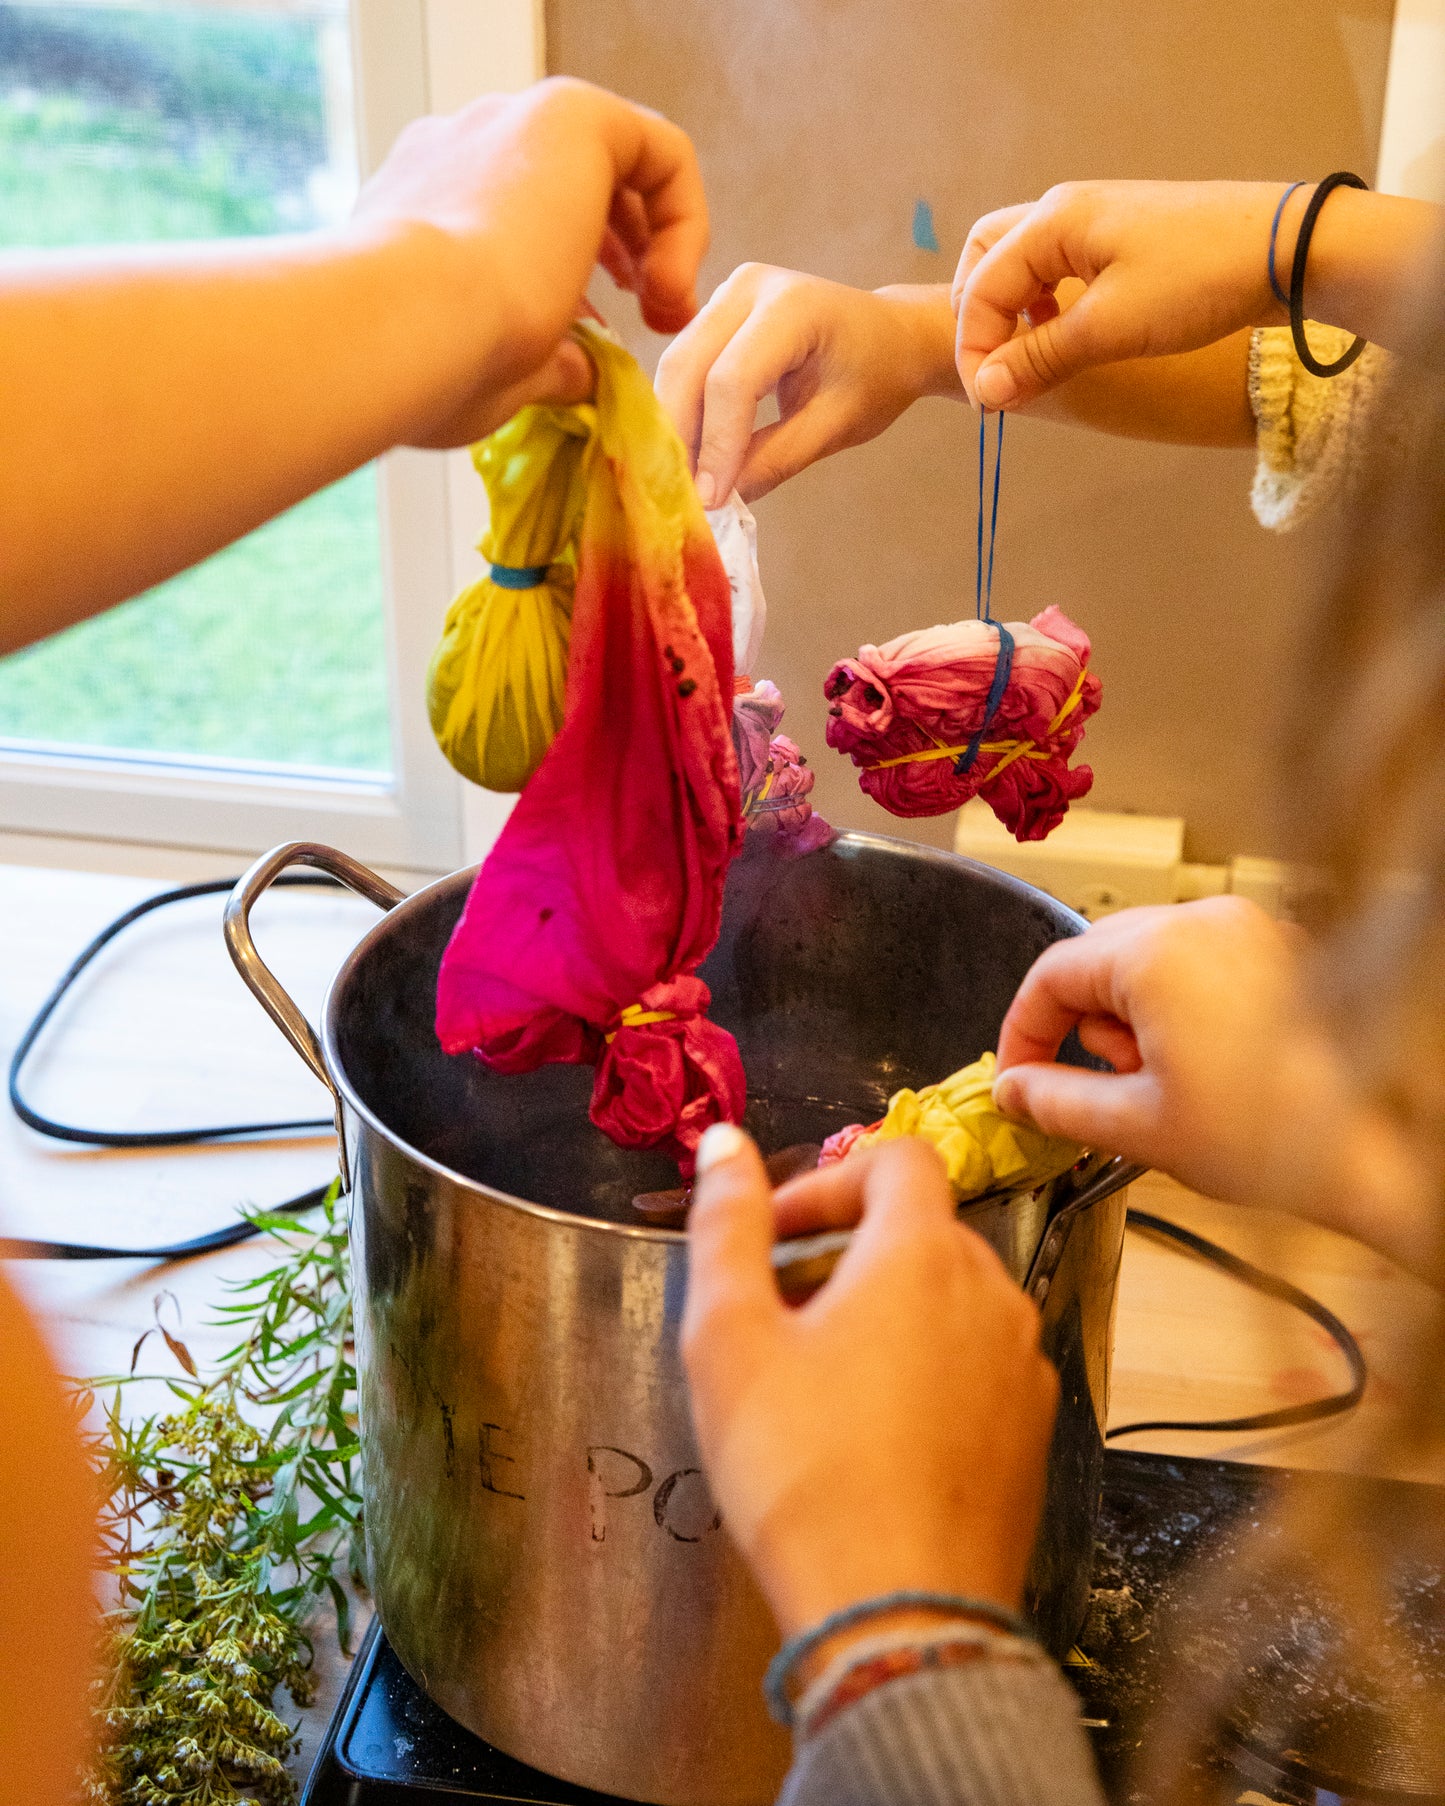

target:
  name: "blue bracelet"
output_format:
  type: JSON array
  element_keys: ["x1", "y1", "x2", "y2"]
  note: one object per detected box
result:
[
  {"x1": 763, "y1": 1590, "x2": 1037, "y2": 1726},
  {"x1": 1267, "y1": 181, "x2": 1307, "y2": 308}
]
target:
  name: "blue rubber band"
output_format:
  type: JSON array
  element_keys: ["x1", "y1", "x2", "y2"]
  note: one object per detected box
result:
[
  {"x1": 1268, "y1": 181, "x2": 1306, "y2": 309},
  {"x1": 489, "y1": 562, "x2": 550, "y2": 589},
  {"x1": 954, "y1": 621, "x2": 1015, "y2": 776},
  {"x1": 764, "y1": 1590, "x2": 1036, "y2": 1726}
]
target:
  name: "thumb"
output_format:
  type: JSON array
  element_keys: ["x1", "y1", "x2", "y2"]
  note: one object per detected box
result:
[
  {"x1": 993, "y1": 1061, "x2": 1155, "y2": 1157},
  {"x1": 963, "y1": 289, "x2": 1105, "y2": 411},
  {"x1": 682, "y1": 1124, "x2": 784, "y2": 1362}
]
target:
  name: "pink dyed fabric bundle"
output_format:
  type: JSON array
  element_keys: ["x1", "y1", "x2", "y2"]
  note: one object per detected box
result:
[
  {"x1": 435, "y1": 327, "x2": 746, "y2": 1176},
  {"x1": 733, "y1": 679, "x2": 834, "y2": 855},
  {"x1": 823, "y1": 605, "x2": 1101, "y2": 841}
]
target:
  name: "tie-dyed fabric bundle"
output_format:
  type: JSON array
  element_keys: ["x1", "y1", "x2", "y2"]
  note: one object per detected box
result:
[
  {"x1": 733, "y1": 679, "x2": 833, "y2": 854},
  {"x1": 824, "y1": 606, "x2": 1101, "y2": 841},
  {"x1": 820, "y1": 1052, "x2": 1080, "y2": 1200},
  {"x1": 433, "y1": 324, "x2": 746, "y2": 1174}
]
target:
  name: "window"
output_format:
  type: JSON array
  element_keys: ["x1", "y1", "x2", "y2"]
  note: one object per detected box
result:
[{"x1": 0, "y1": 0, "x2": 540, "y2": 871}]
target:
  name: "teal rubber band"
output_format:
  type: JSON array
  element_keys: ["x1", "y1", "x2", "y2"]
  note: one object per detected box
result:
[
  {"x1": 763, "y1": 1590, "x2": 1036, "y2": 1727},
  {"x1": 489, "y1": 562, "x2": 550, "y2": 589}
]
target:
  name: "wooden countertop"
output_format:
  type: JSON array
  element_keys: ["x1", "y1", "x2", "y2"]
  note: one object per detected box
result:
[{"x1": 2, "y1": 859, "x2": 1441, "y2": 1781}]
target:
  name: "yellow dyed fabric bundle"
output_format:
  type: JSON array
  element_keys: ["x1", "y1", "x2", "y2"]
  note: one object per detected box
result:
[
  {"x1": 820, "y1": 1052, "x2": 1081, "y2": 1200},
  {"x1": 427, "y1": 403, "x2": 594, "y2": 791}
]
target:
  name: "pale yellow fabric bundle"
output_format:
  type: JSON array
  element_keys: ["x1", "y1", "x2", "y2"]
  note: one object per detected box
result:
[{"x1": 831, "y1": 1052, "x2": 1081, "y2": 1200}]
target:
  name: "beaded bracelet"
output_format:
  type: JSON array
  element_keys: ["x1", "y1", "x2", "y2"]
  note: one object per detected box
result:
[
  {"x1": 792, "y1": 1619, "x2": 1046, "y2": 1741},
  {"x1": 762, "y1": 1590, "x2": 1037, "y2": 1727}
]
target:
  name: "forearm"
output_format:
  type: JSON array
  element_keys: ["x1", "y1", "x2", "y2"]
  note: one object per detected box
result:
[
  {"x1": 1021, "y1": 278, "x2": 1254, "y2": 446},
  {"x1": 0, "y1": 222, "x2": 490, "y2": 650},
  {"x1": 1029, "y1": 329, "x2": 1255, "y2": 446}
]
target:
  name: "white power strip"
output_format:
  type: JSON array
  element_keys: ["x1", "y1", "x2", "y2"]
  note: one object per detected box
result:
[{"x1": 952, "y1": 803, "x2": 1300, "y2": 921}]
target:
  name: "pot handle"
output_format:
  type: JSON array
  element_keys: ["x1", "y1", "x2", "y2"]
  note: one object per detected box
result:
[
  {"x1": 224, "y1": 842, "x2": 406, "y2": 1189},
  {"x1": 1022, "y1": 1155, "x2": 1148, "y2": 1304}
]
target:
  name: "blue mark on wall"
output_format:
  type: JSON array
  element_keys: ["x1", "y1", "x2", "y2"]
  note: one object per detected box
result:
[{"x1": 912, "y1": 198, "x2": 940, "y2": 253}]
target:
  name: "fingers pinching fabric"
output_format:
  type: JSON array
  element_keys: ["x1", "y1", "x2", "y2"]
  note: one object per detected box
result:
[
  {"x1": 819, "y1": 1052, "x2": 1081, "y2": 1200},
  {"x1": 709, "y1": 488, "x2": 833, "y2": 855},
  {"x1": 427, "y1": 407, "x2": 591, "y2": 791},
  {"x1": 823, "y1": 606, "x2": 1101, "y2": 840},
  {"x1": 434, "y1": 323, "x2": 746, "y2": 1175}
]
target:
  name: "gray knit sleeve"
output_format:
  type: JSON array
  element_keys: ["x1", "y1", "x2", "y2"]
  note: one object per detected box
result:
[{"x1": 776, "y1": 1657, "x2": 1105, "y2": 1806}]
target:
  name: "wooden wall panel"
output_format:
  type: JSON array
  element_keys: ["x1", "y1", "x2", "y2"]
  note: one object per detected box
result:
[{"x1": 548, "y1": 0, "x2": 1394, "y2": 859}]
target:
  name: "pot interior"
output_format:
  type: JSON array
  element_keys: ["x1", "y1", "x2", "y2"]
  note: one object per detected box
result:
[{"x1": 329, "y1": 832, "x2": 1092, "y2": 1226}]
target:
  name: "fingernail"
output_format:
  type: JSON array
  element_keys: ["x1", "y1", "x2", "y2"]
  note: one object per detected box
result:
[
  {"x1": 976, "y1": 363, "x2": 1018, "y2": 408},
  {"x1": 695, "y1": 470, "x2": 717, "y2": 509},
  {"x1": 696, "y1": 1121, "x2": 748, "y2": 1174},
  {"x1": 992, "y1": 1073, "x2": 1025, "y2": 1121}
]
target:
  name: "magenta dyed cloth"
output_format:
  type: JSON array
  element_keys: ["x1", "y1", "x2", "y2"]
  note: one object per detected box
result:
[
  {"x1": 823, "y1": 605, "x2": 1101, "y2": 841},
  {"x1": 434, "y1": 332, "x2": 746, "y2": 1176}
]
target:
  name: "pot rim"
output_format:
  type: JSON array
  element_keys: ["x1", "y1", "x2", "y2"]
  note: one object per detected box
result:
[{"x1": 318, "y1": 831, "x2": 1087, "y2": 1242}]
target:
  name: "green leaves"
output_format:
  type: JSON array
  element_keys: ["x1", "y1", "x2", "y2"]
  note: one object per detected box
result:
[{"x1": 82, "y1": 1180, "x2": 361, "y2": 1806}]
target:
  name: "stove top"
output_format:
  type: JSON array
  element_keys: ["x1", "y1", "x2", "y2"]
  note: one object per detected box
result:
[{"x1": 302, "y1": 1450, "x2": 1445, "y2": 1806}]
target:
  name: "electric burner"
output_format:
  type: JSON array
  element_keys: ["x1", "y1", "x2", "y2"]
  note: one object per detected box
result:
[{"x1": 302, "y1": 1451, "x2": 1445, "y2": 1806}]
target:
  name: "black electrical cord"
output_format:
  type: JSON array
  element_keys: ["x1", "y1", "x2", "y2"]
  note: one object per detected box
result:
[
  {"x1": 1107, "y1": 1207, "x2": 1367, "y2": 1441},
  {"x1": 3, "y1": 872, "x2": 343, "y2": 1262},
  {"x1": 0, "y1": 871, "x2": 1383, "y2": 1455}
]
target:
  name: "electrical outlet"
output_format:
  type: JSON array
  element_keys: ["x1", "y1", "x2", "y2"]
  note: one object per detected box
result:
[
  {"x1": 952, "y1": 804, "x2": 1301, "y2": 921},
  {"x1": 953, "y1": 803, "x2": 1189, "y2": 920}
]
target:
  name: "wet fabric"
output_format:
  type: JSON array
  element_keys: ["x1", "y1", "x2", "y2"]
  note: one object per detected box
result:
[
  {"x1": 733, "y1": 679, "x2": 834, "y2": 854},
  {"x1": 426, "y1": 409, "x2": 589, "y2": 791},
  {"x1": 824, "y1": 607, "x2": 1101, "y2": 841},
  {"x1": 819, "y1": 1052, "x2": 1081, "y2": 1201},
  {"x1": 435, "y1": 323, "x2": 746, "y2": 1174}
]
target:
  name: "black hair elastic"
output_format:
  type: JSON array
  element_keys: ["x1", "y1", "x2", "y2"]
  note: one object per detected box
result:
[{"x1": 1289, "y1": 171, "x2": 1369, "y2": 378}]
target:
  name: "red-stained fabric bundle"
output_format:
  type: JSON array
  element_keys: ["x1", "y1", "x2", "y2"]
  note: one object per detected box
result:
[
  {"x1": 823, "y1": 605, "x2": 1101, "y2": 841},
  {"x1": 434, "y1": 325, "x2": 746, "y2": 1175}
]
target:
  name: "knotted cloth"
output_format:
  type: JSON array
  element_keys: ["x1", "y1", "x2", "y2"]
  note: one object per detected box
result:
[
  {"x1": 733, "y1": 679, "x2": 834, "y2": 854},
  {"x1": 819, "y1": 1052, "x2": 1081, "y2": 1201},
  {"x1": 434, "y1": 323, "x2": 746, "y2": 1174},
  {"x1": 824, "y1": 606, "x2": 1101, "y2": 841},
  {"x1": 427, "y1": 408, "x2": 590, "y2": 790}
]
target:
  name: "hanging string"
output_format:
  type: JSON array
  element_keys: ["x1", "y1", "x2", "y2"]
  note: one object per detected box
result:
[
  {"x1": 976, "y1": 408, "x2": 1005, "y2": 622},
  {"x1": 957, "y1": 410, "x2": 1012, "y2": 777}
]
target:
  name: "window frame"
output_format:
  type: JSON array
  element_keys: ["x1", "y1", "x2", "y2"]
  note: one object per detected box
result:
[{"x1": 0, "y1": 0, "x2": 543, "y2": 874}]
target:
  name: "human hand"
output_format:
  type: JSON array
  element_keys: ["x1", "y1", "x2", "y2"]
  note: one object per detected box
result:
[
  {"x1": 681, "y1": 1127, "x2": 1057, "y2": 1645},
  {"x1": 993, "y1": 898, "x2": 1437, "y2": 1272},
  {"x1": 352, "y1": 78, "x2": 708, "y2": 446},
  {"x1": 655, "y1": 266, "x2": 959, "y2": 504},
  {"x1": 952, "y1": 180, "x2": 1295, "y2": 411}
]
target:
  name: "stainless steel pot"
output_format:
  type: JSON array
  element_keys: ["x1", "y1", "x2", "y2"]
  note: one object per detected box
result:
[{"x1": 226, "y1": 832, "x2": 1138, "y2": 1806}]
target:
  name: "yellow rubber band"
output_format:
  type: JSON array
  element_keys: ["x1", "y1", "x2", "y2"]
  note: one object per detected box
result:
[
  {"x1": 744, "y1": 768, "x2": 778, "y2": 812},
  {"x1": 1044, "y1": 666, "x2": 1089, "y2": 735},
  {"x1": 604, "y1": 1003, "x2": 679, "y2": 1044},
  {"x1": 860, "y1": 666, "x2": 1090, "y2": 775}
]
